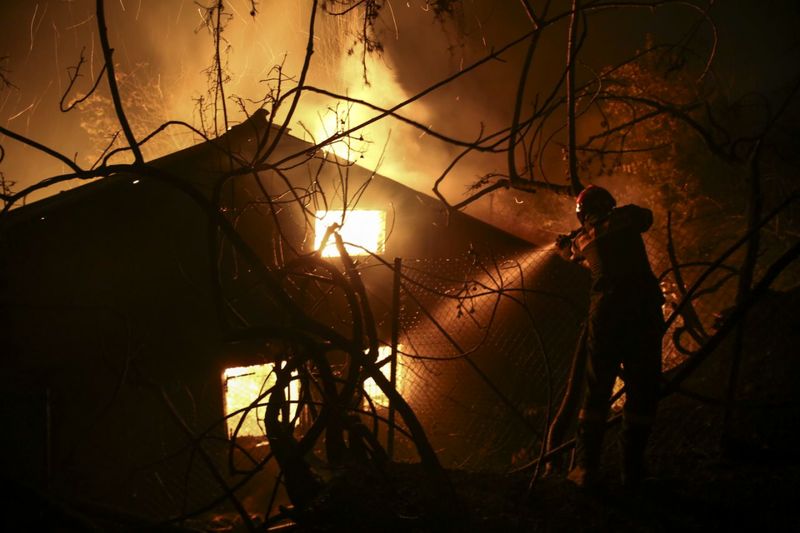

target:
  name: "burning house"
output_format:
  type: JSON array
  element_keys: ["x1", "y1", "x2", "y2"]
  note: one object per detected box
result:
[{"x1": 0, "y1": 110, "x2": 588, "y2": 521}]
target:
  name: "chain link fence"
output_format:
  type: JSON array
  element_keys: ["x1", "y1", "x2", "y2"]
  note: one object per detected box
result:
[
  {"x1": 375, "y1": 208, "x2": 799, "y2": 474},
  {"x1": 21, "y1": 204, "x2": 795, "y2": 523}
]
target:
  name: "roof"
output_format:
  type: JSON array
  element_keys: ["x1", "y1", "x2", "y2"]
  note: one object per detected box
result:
[{"x1": 2, "y1": 110, "x2": 534, "y2": 254}]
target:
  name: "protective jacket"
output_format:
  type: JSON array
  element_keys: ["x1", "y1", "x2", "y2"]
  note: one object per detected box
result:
[{"x1": 571, "y1": 204, "x2": 660, "y2": 297}]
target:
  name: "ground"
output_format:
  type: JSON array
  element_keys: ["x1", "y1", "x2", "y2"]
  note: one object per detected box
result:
[
  {"x1": 276, "y1": 390, "x2": 800, "y2": 532},
  {"x1": 5, "y1": 290, "x2": 799, "y2": 532},
  {"x1": 276, "y1": 288, "x2": 800, "y2": 532}
]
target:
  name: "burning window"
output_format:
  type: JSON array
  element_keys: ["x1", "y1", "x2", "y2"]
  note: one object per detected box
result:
[
  {"x1": 222, "y1": 364, "x2": 299, "y2": 439},
  {"x1": 314, "y1": 210, "x2": 386, "y2": 258},
  {"x1": 362, "y1": 346, "x2": 406, "y2": 408}
]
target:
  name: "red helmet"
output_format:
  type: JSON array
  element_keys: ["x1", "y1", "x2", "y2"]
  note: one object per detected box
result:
[{"x1": 575, "y1": 185, "x2": 616, "y2": 223}]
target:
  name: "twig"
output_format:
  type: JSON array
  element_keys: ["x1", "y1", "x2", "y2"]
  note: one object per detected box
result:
[
  {"x1": 59, "y1": 47, "x2": 107, "y2": 112},
  {"x1": 565, "y1": 0, "x2": 583, "y2": 195}
]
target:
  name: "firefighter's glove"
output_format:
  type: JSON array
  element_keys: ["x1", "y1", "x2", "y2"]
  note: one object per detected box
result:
[{"x1": 555, "y1": 234, "x2": 575, "y2": 261}]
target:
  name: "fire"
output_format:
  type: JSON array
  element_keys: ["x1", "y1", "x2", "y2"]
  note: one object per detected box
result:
[
  {"x1": 314, "y1": 105, "x2": 365, "y2": 162},
  {"x1": 362, "y1": 346, "x2": 406, "y2": 408},
  {"x1": 222, "y1": 364, "x2": 299, "y2": 438},
  {"x1": 298, "y1": 39, "x2": 440, "y2": 194},
  {"x1": 611, "y1": 376, "x2": 626, "y2": 411},
  {"x1": 314, "y1": 209, "x2": 386, "y2": 258}
]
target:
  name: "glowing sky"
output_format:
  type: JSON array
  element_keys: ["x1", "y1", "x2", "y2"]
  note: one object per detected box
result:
[{"x1": 1, "y1": 1, "x2": 798, "y2": 241}]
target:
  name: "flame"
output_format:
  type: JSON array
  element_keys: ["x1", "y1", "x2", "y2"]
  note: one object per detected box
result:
[
  {"x1": 222, "y1": 363, "x2": 299, "y2": 438},
  {"x1": 314, "y1": 104, "x2": 366, "y2": 162},
  {"x1": 314, "y1": 209, "x2": 386, "y2": 258},
  {"x1": 611, "y1": 376, "x2": 626, "y2": 411},
  {"x1": 362, "y1": 346, "x2": 407, "y2": 408},
  {"x1": 299, "y1": 42, "x2": 441, "y2": 192}
]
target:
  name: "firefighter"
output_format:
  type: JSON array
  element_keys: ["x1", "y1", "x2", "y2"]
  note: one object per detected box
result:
[{"x1": 556, "y1": 185, "x2": 665, "y2": 489}]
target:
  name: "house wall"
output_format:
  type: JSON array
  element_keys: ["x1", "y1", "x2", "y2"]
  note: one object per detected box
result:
[
  {"x1": 0, "y1": 174, "x2": 235, "y2": 516},
  {"x1": 0, "y1": 113, "x2": 573, "y2": 518}
]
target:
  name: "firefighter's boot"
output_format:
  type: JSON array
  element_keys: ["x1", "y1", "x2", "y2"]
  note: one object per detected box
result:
[
  {"x1": 620, "y1": 419, "x2": 652, "y2": 489},
  {"x1": 567, "y1": 419, "x2": 606, "y2": 489}
]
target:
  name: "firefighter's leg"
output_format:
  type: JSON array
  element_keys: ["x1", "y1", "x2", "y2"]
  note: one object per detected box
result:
[
  {"x1": 619, "y1": 412, "x2": 654, "y2": 487},
  {"x1": 567, "y1": 324, "x2": 618, "y2": 488},
  {"x1": 567, "y1": 410, "x2": 608, "y2": 488},
  {"x1": 620, "y1": 312, "x2": 663, "y2": 487}
]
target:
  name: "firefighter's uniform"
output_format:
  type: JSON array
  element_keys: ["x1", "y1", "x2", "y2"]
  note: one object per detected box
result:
[{"x1": 568, "y1": 204, "x2": 665, "y2": 487}]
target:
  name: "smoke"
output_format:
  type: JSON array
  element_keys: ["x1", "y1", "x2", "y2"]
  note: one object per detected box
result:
[
  {"x1": 6, "y1": 0, "x2": 789, "y2": 241},
  {"x1": 0, "y1": 0, "x2": 578, "y2": 240},
  {"x1": 0, "y1": 5, "x2": 515, "y2": 184}
]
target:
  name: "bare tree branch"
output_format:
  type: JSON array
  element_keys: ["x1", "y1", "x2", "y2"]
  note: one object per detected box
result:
[
  {"x1": 59, "y1": 47, "x2": 107, "y2": 113},
  {"x1": 96, "y1": 0, "x2": 142, "y2": 163},
  {"x1": 0, "y1": 125, "x2": 83, "y2": 175}
]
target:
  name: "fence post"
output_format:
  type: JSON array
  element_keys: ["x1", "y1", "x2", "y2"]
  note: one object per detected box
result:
[{"x1": 388, "y1": 257, "x2": 401, "y2": 460}]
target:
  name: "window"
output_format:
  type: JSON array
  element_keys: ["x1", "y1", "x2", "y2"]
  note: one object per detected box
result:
[
  {"x1": 314, "y1": 210, "x2": 386, "y2": 258},
  {"x1": 362, "y1": 346, "x2": 406, "y2": 408},
  {"x1": 222, "y1": 364, "x2": 299, "y2": 438}
]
